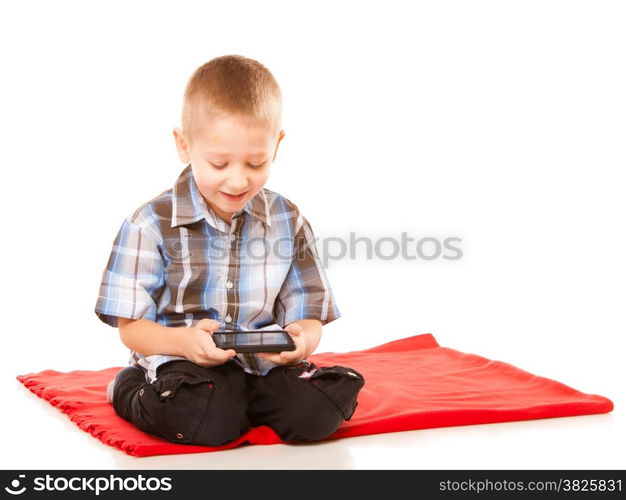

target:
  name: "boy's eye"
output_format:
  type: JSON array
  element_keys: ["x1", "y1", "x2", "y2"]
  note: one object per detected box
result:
[{"x1": 209, "y1": 162, "x2": 265, "y2": 169}]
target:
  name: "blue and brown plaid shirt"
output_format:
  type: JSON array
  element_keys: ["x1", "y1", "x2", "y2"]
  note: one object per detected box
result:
[{"x1": 95, "y1": 163, "x2": 341, "y2": 382}]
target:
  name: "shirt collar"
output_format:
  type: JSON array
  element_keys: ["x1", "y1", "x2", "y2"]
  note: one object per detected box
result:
[{"x1": 171, "y1": 164, "x2": 272, "y2": 230}]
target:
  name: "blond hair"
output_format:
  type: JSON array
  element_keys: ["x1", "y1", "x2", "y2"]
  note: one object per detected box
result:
[{"x1": 181, "y1": 55, "x2": 282, "y2": 144}]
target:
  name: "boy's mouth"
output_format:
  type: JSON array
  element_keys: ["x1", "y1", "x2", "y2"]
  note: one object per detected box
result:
[{"x1": 220, "y1": 191, "x2": 248, "y2": 202}]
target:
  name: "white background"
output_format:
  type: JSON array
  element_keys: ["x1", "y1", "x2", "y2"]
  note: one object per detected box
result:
[{"x1": 1, "y1": 0, "x2": 624, "y2": 469}]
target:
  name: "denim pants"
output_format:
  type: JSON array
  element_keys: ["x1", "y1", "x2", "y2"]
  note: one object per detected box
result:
[{"x1": 111, "y1": 358, "x2": 365, "y2": 446}]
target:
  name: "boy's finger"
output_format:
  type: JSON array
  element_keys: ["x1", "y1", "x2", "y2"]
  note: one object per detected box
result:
[
  {"x1": 196, "y1": 318, "x2": 221, "y2": 332},
  {"x1": 278, "y1": 351, "x2": 300, "y2": 364},
  {"x1": 285, "y1": 325, "x2": 303, "y2": 337},
  {"x1": 217, "y1": 348, "x2": 236, "y2": 359},
  {"x1": 258, "y1": 352, "x2": 281, "y2": 363}
]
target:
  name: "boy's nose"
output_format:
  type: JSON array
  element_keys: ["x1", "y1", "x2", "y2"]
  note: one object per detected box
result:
[
  {"x1": 225, "y1": 181, "x2": 249, "y2": 193},
  {"x1": 225, "y1": 176, "x2": 249, "y2": 192}
]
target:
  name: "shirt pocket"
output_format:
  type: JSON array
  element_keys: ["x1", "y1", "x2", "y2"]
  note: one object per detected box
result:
[{"x1": 161, "y1": 235, "x2": 216, "y2": 303}]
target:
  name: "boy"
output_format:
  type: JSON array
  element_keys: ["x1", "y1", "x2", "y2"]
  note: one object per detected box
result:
[{"x1": 94, "y1": 55, "x2": 364, "y2": 446}]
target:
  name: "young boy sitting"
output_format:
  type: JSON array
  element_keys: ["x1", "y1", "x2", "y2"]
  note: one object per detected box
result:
[{"x1": 94, "y1": 55, "x2": 364, "y2": 446}]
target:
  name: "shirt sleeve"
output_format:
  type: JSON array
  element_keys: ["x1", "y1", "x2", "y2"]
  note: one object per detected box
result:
[
  {"x1": 273, "y1": 214, "x2": 341, "y2": 327},
  {"x1": 94, "y1": 218, "x2": 165, "y2": 328}
]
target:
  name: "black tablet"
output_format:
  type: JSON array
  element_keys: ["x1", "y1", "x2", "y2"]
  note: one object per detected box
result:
[{"x1": 212, "y1": 329, "x2": 296, "y2": 353}]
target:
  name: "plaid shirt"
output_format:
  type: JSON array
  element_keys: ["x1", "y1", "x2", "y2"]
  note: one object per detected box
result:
[{"x1": 95, "y1": 164, "x2": 341, "y2": 382}]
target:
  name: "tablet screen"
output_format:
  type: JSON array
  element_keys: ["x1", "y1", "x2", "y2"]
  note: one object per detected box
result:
[{"x1": 213, "y1": 330, "x2": 293, "y2": 347}]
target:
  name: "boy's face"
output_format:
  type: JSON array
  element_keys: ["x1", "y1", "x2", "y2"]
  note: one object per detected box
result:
[{"x1": 173, "y1": 112, "x2": 285, "y2": 224}]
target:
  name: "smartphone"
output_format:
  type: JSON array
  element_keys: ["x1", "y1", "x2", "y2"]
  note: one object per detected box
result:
[{"x1": 212, "y1": 329, "x2": 296, "y2": 353}]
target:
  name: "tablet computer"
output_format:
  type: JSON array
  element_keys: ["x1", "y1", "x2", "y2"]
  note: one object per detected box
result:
[{"x1": 212, "y1": 329, "x2": 296, "y2": 353}]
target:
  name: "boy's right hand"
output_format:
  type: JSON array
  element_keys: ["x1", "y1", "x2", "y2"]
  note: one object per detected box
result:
[{"x1": 180, "y1": 319, "x2": 237, "y2": 367}]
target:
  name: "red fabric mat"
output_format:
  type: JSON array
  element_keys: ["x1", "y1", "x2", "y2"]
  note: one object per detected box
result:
[{"x1": 16, "y1": 334, "x2": 613, "y2": 457}]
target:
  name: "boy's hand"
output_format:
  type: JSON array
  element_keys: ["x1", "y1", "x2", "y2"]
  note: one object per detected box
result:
[
  {"x1": 257, "y1": 322, "x2": 308, "y2": 365},
  {"x1": 181, "y1": 319, "x2": 237, "y2": 367}
]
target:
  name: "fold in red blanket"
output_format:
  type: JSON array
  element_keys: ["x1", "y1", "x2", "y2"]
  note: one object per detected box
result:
[{"x1": 17, "y1": 334, "x2": 613, "y2": 457}]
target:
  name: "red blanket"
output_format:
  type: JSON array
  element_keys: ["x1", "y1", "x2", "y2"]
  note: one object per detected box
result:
[{"x1": 16, "y1": 334, "x2": 612, "y2": 457}]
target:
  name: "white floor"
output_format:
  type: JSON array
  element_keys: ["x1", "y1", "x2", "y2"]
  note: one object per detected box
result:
[{"x1": 6, "y1": 376, "x2": 623, "y2": 470}]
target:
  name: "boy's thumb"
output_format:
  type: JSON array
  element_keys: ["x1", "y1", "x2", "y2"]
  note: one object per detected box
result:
[
  {"x1": 288, "y1": 324, "x2": 303, "y2": 336},
  {"x1": 196, "y1": 318, "x2": 221, "y2": 332}
]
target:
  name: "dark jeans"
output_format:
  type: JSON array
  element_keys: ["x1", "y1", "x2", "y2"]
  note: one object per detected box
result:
[{"x1": 111, "y1": 359, "x2": 365, "y2": 446}]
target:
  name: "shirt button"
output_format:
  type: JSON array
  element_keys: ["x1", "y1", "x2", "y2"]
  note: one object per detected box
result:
[
  {"x1": 225, "y1": 314, "x2": 232, "y2": 323},
  {"x1": 226, "y1": 280, "x2": 233, "y2": 289},
  {"x1": 230, "y1": 234, "x2": 236, "y2": 241}
]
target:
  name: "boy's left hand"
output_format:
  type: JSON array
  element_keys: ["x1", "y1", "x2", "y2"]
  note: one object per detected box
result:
[{"x1": 257, "y1": 323, "x2": 308, "y2": 365}]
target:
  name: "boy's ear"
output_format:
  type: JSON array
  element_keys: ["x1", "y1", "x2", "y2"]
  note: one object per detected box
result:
[
  {"x1": 272, "y1": 129, "x2": 286, "y2": 162},
  {"x1": 173, "y1": 127, "x2": 191, "y2": 163}
]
